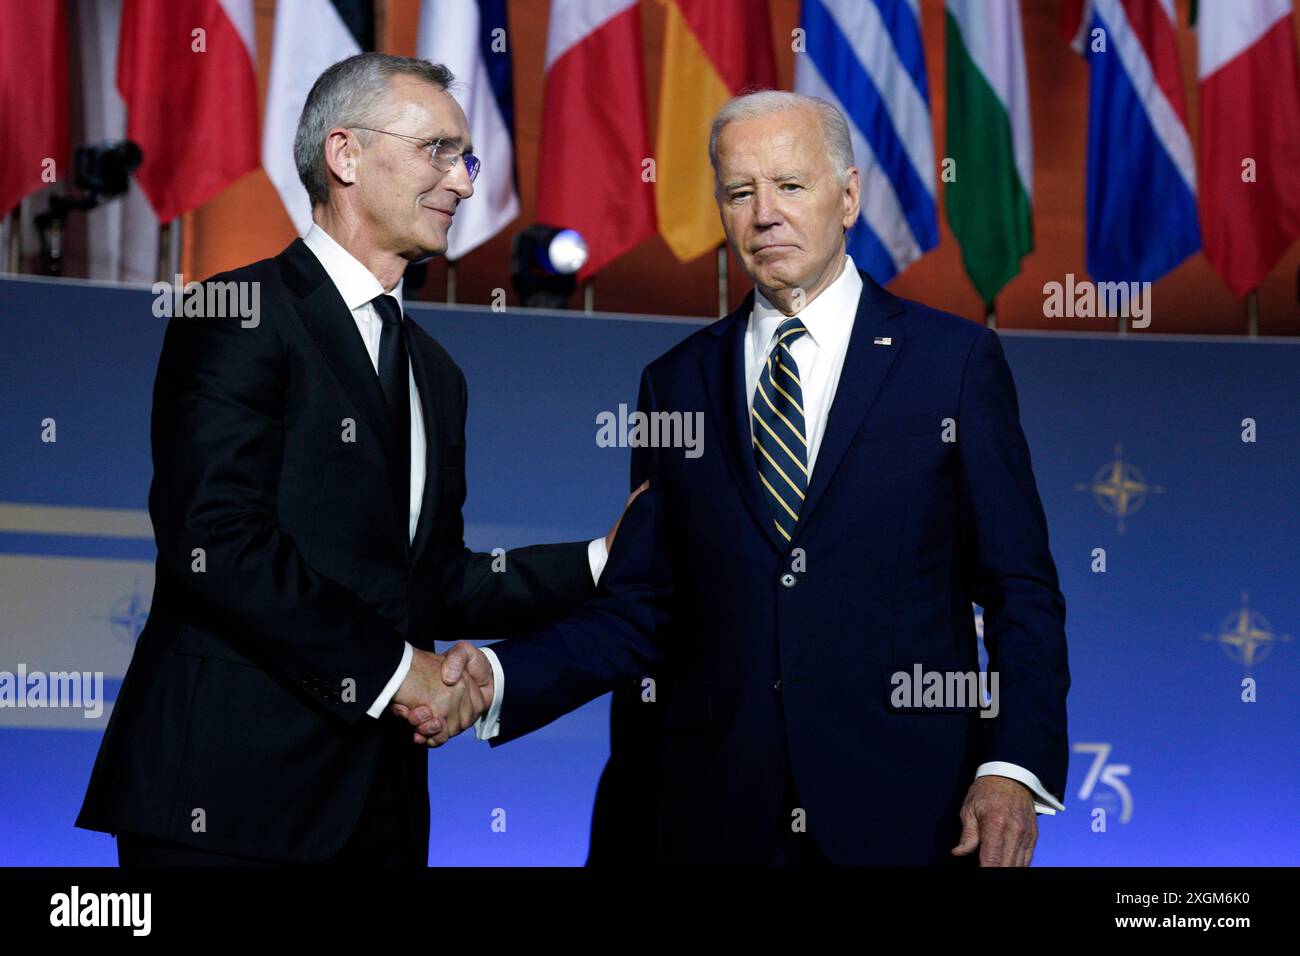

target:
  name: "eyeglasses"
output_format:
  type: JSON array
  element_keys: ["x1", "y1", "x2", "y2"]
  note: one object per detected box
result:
[{"x1": 349, "y1": 127, "x2": 480, "y2": 182}]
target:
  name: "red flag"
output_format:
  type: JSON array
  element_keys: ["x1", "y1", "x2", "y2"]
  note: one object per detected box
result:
[
  {"x1": 537, "y1": 0, "x2": 656, "y2": 279},
  {"x1": 117, "y1": 0, "x2": 259, "y2": 222},
  {"x1": 1059, "y1": 0, "x2": 1088, "y2": 46},
  {"x1": 1197, "y1": 0, "x2": 1300, "y2": 296},
  {"x1": 0, "y1": 2, "x2": 68, "y2": 216}
]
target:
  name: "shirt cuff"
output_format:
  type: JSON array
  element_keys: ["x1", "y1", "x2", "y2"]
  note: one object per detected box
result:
[
  {"x1": 587, "y1": 537, "x2": 608, "y2": 584},
  {"x1": 473, "y1": 645, "x2": 504, "y2": 740},
  {"x1": 976, "y1": 761, "x2": 1066, "y2": 815},
  {"x1": 366, "y1": 641, "x2": 413, "y2": 718}
]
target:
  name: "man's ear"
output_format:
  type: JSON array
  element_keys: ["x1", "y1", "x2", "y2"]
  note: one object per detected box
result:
[
  {"x1": 323, "y1": 127, "x2": 359, "y2": 186},
  {"x1": 841, "y1": 166, "x2": 861, "y2": 230}
]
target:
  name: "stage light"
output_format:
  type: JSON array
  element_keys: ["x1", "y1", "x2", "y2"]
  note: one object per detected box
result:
[{"x1": 511, "y1": 224, "x2": 588, "y2": 308}]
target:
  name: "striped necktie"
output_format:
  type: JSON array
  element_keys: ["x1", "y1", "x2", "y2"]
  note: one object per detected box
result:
[{"x1": 752, "y1": 316, "x2": 808, "y2": 542}]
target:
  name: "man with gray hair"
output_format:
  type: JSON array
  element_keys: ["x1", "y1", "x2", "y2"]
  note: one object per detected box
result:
[
  {"x1": 408, "y1": 90, "x2": 1070, "y2": 866},
  {"x1": 77, "y1": 53, "x2": 630, "y2": 865}
]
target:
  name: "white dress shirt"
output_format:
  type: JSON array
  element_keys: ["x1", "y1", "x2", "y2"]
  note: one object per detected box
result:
[
  {"x1": 302, "y1": 224, "x2": 602, "y2": 722},
  {"x1": 480, "y1": 254, "x2": 1063, "y2": 814}
]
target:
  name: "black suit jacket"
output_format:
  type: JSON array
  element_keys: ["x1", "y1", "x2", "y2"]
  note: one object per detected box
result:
[{"x1": 76, "y1": 239, "x2": 594, "y2": 862}]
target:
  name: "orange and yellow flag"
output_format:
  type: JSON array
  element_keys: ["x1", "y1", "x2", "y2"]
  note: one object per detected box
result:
[{"x1": 656, "y1": 0, "x2": 776, "y2": 262}]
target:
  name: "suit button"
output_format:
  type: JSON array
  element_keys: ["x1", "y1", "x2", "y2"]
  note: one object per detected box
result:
[
  {"x1": 780, "y1": 573, "x2": 796, "y2": 588},
  {"x1": 773, "y1": 679, "x2": 783, "y2": 692}
]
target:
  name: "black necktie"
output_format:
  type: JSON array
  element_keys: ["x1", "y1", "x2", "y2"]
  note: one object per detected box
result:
[{"x1": 372, "y1": 294, "x2": 411, "y2": 521}]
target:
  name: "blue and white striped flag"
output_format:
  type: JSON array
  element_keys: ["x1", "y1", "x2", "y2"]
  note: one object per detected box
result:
[
  {"x1": 418, "y1": 0, "x2": 519, "y2": 260},
  {"x1": 794, "y1": 0, "x2": 938, "y2": 284}
]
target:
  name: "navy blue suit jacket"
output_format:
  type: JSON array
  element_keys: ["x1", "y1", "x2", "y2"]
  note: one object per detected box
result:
[{"x1": 490, "y1": 269, "x2": 1069, "y2": 865}]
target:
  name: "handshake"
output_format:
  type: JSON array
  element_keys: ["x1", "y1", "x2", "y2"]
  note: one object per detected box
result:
[{"x1": 389, "y1": 641, "x2": 492, "y2": 747}]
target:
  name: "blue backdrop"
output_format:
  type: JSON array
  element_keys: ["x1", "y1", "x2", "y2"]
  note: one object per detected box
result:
[{"x1": 1, "y1": 275, "x2": 1296, "y2": 865}]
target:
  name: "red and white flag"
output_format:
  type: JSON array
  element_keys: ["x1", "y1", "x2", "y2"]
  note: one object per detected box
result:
[
  {"x1": 0, "y1": 1, "x2": 68, "y2": 218},
  {"x1": 537, "y1": 0, "x2": 656, "y2": 278},
  {"x1": 1197, "y1": 0, "x2": 1300, "y2": 296},
  {"x1": 117, "y1": 0, "x2": 258, "y2": 222}
]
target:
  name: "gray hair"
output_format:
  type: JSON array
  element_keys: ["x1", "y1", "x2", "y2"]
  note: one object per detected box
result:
[
  {"x1": 708, "y1": 90, "x2": 854, "y2": 191},
  {"x1": 294, "y1": 53, "x2": 456, "y2": 208}
]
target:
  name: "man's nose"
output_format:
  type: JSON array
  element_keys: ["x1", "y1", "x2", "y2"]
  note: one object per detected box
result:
[
  {"x1": 751, "y1": 184, "x2": 782, "y2": 227},
  {"x1": 443, "y1": 160, "x2": 474, "y2": 199}
]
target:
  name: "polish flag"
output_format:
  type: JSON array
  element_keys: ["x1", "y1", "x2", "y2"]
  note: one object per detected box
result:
[
  {"x1": 117, "y1": 0, "x2": 259, "y2": 222},
  {"x1": 537, "y1": 0, "x2": 656, "y2": 279},
  {"x1": 1197, "y1": 0, "x2": 1300, "y2": 296}
]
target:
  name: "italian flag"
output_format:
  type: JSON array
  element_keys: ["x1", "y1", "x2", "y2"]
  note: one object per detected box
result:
[
  {"x1": 1196, "y1": 0, "x2": 1300, "y2": 297},
  {"x1": 944, "y1": 0, "x2": 1033, "y2": 306}
]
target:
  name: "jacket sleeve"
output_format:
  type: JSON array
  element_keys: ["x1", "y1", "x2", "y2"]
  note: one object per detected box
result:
[
  {"x1": 432, "y1": 365, "x2": 598, "y2": 639},
  {"x1": 955, "y1": 328, "x2": 1071, "y2": 803},
  {"x1": 488, "y1": 367, "x2": 673, "y2": 744}
]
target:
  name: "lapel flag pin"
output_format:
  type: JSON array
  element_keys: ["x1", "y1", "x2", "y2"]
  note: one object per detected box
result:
[{"x1": 873, "y1": 336, "x2": 892, "y2": 346}]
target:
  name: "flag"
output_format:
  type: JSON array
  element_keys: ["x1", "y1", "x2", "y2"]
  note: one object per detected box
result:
[
  {"x1": 538, "y1": 0, "x2": 656, "y2": 278},
  {"x1": 117, "y1": 0, "x2": 258, "y2": 223},
  {"x1": 417, "y1": 0, "x2": 519, "y2": 260},
  {"x1": 945, "y1": 0, "x2": 1032, "y2": 304},
  {"x1": 264, "y1": 0, "x2": 373, "y2": 236},
  {"x1": 1063, "y1": 0, "x2": 1200, "y2": 282},
  {"x1": 1197, "y1": 0, "x2": 1300, "y2": 296},
  {"x1": 655, "y1": 0, "x2": 776, "y2": 263},
  {"x1": 794, "y1": 0, "x2": 938, "y2": 285},
  {"x1": 0, "y1": 1, "x2": 67, "y2": 218}
]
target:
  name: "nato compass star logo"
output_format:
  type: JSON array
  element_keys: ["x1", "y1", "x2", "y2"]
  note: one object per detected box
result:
[
  {"x1": 1201, "y1": 593, "x2": 1292, "y2": 674},
  {"x1": 1074, "y1": 443, "x2": 1165, "y2": 533},
  {"x1": 94, "y1": 577, "x2": 152, "y2": 646}
]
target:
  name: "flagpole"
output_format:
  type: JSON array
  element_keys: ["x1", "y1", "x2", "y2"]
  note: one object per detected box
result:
[
  {"x1": 717, "y1": 244, "x2": 728, "y2": 317},
  {"x1": 1245, "y1": 290, "x2": 1259, "y2": 338},
  {"x1": 984, "y1": 298, "x2": 996, "y2": 328},
  {"x1": 156, "y1": 221, "x2": 171, "y2": 283},
  {"x1": 446, "y1": 261, "x2": 457, "y2": 304},
  {"x1": 174, "y1": 217, "x2": 183, "y2": 282}
]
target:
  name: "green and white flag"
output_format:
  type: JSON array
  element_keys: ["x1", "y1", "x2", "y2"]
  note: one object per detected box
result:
[{"x1": 945, "y1": 0, "x2": 1033, "y2": 305}]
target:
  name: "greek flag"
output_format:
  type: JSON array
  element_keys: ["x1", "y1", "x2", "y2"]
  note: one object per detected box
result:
[{"x1": 794, "y1": 0, "x2": 938, "y2": 284}]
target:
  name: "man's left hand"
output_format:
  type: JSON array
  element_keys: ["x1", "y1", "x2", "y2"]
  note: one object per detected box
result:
[{"x1": 951, "y1": 775, "x2": 1038, "y2": 866}]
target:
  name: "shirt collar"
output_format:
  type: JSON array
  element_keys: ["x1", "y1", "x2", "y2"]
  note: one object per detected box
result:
[
  {"x1": 750, "y1": 254, "x2": 862, "y2": 362},
  {"x1": 302, "y1": 222, "x2": 404, "y2": 314}
]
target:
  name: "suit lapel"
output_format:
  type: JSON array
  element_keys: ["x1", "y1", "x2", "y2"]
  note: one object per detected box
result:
[
  {"x1": 792, "y1": 271, "x2": 904, "y2": 540},
  {"x1": 701, "y1": 292, "x2": 785, "y2": 554},
  {"x1": 278, "y1": 239, "x2": 406, "y2": 515},
  {"x1": 406, "y1": 326, "x2": 442, "y2": 563}
]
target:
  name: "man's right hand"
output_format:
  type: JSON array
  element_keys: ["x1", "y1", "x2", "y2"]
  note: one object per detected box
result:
[
  {"x1": 392, "y1": 640, "x2": 494, "y2": 745},
  {"x1": 390, "y1": 647, "x2": 486, "y2": 747}
]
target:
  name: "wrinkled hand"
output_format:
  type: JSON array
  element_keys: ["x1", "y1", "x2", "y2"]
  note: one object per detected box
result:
[
  {"x1": 393, "y1": 641, "x2": 495, "y2": 746},
  {"x1": 389, "y1": 647, "x2": 486, "y2": 748},
  {"x1": 951, "y1": 775, "x2": 1038, "y2": 866},
  {"x1": 606, "y1": 480, "x2": 650, "y2": 553}
]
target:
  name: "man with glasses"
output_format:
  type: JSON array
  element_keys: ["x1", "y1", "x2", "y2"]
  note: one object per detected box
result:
[
  {"x1": 77, "y1": 53, "x2": 628, "y2": 866},
  {"x1": 404, "y1": 91, "x2": 1069, "y2": 867}
]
